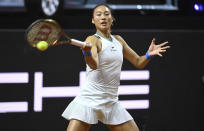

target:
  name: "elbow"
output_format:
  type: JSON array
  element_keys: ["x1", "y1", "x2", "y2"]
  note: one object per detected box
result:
[
  {"x1": 135, "y1": 62, "x2": 145, "y2": 69},
  {"x1": 85, "y1": 57, "x2": 99, "y2": 70},
  {"x1": 134, "y1": 62, "x2": 145, "y2": 70},
  {"x1": 137, "y1": 65, "x2": 145, "y2": 69},
  {"x1": 90, "y1": 65, "x2": 98, "y2": 70},
  {"x1": 134, "y1": 57, "x2": 147, "y2": 69},
  {"x1": 89, "y1": 62, "x2": 99, "y2": 70}
]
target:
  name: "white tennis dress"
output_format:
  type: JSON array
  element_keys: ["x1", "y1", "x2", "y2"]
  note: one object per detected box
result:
[{"x1": 61, "y1": 33, "x2": 133, "y2": 125}]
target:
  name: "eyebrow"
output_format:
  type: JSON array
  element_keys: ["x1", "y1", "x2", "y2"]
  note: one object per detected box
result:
[{"x1": 95, "y1": 11, "x2": 110, "y2": 13}]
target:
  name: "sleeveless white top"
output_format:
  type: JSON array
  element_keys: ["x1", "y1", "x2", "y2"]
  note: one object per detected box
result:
[
  {"x1": 78, "y1": 33, "x2": 123, "y2": 107},
  {"x1": 62, "y1": 34, "x2": 133, "y2": 124}
]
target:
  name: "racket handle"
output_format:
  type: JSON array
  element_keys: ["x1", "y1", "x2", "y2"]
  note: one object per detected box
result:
[{"x1": 71, "y1": 39, "x2": 86, "y2": 48}]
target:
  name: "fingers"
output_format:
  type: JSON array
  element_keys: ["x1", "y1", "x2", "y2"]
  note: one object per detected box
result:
[
  {"x1": 158, "y1": 47, "x2": 168, "y2": 56},
  {"x1": 157, "y1": 52, "x2": 163, "y2": 57},
  {"x1": 160, "y1": 49, "x2": 166, "y2": 53},
  {"x1": 150, "y1": 39, "x2": 170, "y2": 57},
  {"x1": 81, "y1": 42, "x2": 92, "y2": 49},
  {"x1": 161, "y1": 46, "x2": 170, "y2": 50},
  {"x1": 159, "y1": 41, "x2": 168, "y2": 47},
  {"x1": 152, "y1": 38, "x2": 156, "y2": 42},
  {"x1": 157, "y1": 46, "x2": 170, "y2": 56},
  {"x1": 151, "y1": 38, "x2": 156, "y2": 45},
  {"x1": 81, "y1": 42, "x2": 92, "y2": 52},
  {"x1": 86, "y1": 42, "x2": 92, "y2": 48}
]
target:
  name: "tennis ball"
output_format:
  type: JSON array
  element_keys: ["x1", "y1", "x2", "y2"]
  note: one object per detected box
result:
[{"x1": 36, "y1": 41, "x2": 48, "y2": 51}]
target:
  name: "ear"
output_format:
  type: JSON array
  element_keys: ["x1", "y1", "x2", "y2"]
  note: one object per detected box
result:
[
  {"x1": 111, "y1": 17, "x2": 114, "y2": 26},
  {"x1": 92, "y1": 18, "x2": 95, "y2": 24},
  {"x1": 112, "y1": 16, "x2": 115, "y2": 23}
]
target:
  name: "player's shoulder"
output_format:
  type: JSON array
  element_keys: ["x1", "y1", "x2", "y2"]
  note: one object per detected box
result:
[
  {"x1": 85, "y1": 35, "x2": 101, "y2": 46},
  {"x1": 86, "y1": 34, "x2": 100, "y2": 41},
  {"x1": 113, "y1": 34, "x2": 126, "y2": 46},
  {"x1": 113, "y1": 34, "x2": 123, "y2": 40}
]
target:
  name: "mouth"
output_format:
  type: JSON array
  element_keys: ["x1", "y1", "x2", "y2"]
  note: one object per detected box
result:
[{"x1": 101, "y1": 21, "x2": 107, "y2": 26}]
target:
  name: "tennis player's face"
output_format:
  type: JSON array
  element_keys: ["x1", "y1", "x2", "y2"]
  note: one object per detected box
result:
[{"x1": 92, "y1": 5, "x2": 113, "y2": 31}]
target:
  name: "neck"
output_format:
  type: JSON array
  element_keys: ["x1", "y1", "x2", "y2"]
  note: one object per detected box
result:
[{"x1": 96, "y1": 29, "x2": 111, "y2": 39}]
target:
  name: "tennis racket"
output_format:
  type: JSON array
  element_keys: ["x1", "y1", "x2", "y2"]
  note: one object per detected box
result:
[{"x1": 25, "y1": 19, "x2": 87, "y2": 50}]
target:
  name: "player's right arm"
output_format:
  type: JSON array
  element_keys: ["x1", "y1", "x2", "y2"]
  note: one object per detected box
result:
[{"x1": 82, "y1": 35, "x2": 100, "y2": 70}]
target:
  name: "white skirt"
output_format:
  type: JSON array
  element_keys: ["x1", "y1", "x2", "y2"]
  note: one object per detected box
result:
[{"x1": 61, "y1": 96, "x2": 133, "y2": 125}]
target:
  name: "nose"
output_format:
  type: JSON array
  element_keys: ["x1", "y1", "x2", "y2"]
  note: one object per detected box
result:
[{"x1": 101, "y1": 14, "x2": 106, "y2": 19}]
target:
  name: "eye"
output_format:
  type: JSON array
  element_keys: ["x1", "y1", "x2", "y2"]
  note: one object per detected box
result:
[
  {"x1": 96, "y1": 13, "x2": 101, "y2": 16},
  {"x1": 104, "y1": 11, "x2": 111, "y2": 16},
  {"x1": 105, "y1": 13, "x2": 109, "y2": 16}
]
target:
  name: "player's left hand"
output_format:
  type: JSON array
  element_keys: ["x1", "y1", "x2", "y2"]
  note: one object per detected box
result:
[{"x1": 148, "y1": 38, "x2": 170, "y2": 57}]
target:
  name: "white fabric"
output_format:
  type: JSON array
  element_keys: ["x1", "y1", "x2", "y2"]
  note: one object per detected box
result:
[{"x1": 61, "y1": 34, "x2": 133, "y2": 125}]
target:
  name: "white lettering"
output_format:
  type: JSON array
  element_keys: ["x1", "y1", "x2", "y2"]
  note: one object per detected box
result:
[{"x1": 34, "y1": 71, "x2": 150, "y2": 111}]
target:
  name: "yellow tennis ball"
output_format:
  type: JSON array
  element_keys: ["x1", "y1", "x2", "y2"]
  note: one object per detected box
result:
[{"x1": 36, "y1": 41, "x2": 48, "y2": 51}]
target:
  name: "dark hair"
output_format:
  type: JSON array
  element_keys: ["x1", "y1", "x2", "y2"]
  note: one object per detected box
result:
[{"x1": 92, "y1": 4, "x2": 115, "y2": 21}]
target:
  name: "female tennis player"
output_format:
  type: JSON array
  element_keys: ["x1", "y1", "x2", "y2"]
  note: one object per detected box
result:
[{"x1": 62, "y1": 4, "x2": 170, "y2": 131}]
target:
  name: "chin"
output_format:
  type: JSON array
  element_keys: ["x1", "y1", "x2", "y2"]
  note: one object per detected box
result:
[{"x1": 100, "y1": 26, "x2": 110, "y2": 31}]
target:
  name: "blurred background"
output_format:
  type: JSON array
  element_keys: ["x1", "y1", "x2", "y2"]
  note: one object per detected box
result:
[{"x1": 0, "y1": 0, "x2": 203, "y2": 131}]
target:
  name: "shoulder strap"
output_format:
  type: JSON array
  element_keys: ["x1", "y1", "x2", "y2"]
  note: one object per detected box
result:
[{"x1": 94, "y1": 33, "x2": 101, "y2": 39}]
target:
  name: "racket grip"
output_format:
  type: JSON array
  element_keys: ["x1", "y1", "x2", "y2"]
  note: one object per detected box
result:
[{"x1": 71, "y1": 39, "x2": 86, "y2": 48}]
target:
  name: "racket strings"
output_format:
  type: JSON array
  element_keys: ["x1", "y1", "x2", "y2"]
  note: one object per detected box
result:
[{"x1": 27, "y1": 21, "x2": 61, "y2": 47}]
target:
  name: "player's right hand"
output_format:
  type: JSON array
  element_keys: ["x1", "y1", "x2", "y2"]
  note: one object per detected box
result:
[{"x1": 82, "y1": 42, "x2": 92, "y2": 52}]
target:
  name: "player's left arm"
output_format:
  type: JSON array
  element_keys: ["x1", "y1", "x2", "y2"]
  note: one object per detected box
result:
[{"x1": 115, "y1": 35, "x2": 170, "y2": 69}]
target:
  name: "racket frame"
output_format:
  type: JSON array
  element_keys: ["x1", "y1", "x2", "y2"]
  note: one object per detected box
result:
[{"x1": 25, "y1": 19, "x2": 78, "y2": 48}]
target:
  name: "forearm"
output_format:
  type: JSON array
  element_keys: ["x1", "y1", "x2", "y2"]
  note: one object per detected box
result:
[
  {"x1": 136, "y1": 55, "x2": 150, "y2": 69},
  {"x1": 125, "y1": 51, "x2": 150, "y2": 69},
  {"x1": 84, "y1": 55, "x2": 99, "y2": 70},
  {"x1": 116, "y1": 35, "x2": 150, "y2": 69},
  {"x1": 83, "y1": 35, "x2": 100, "y2": 70}
]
